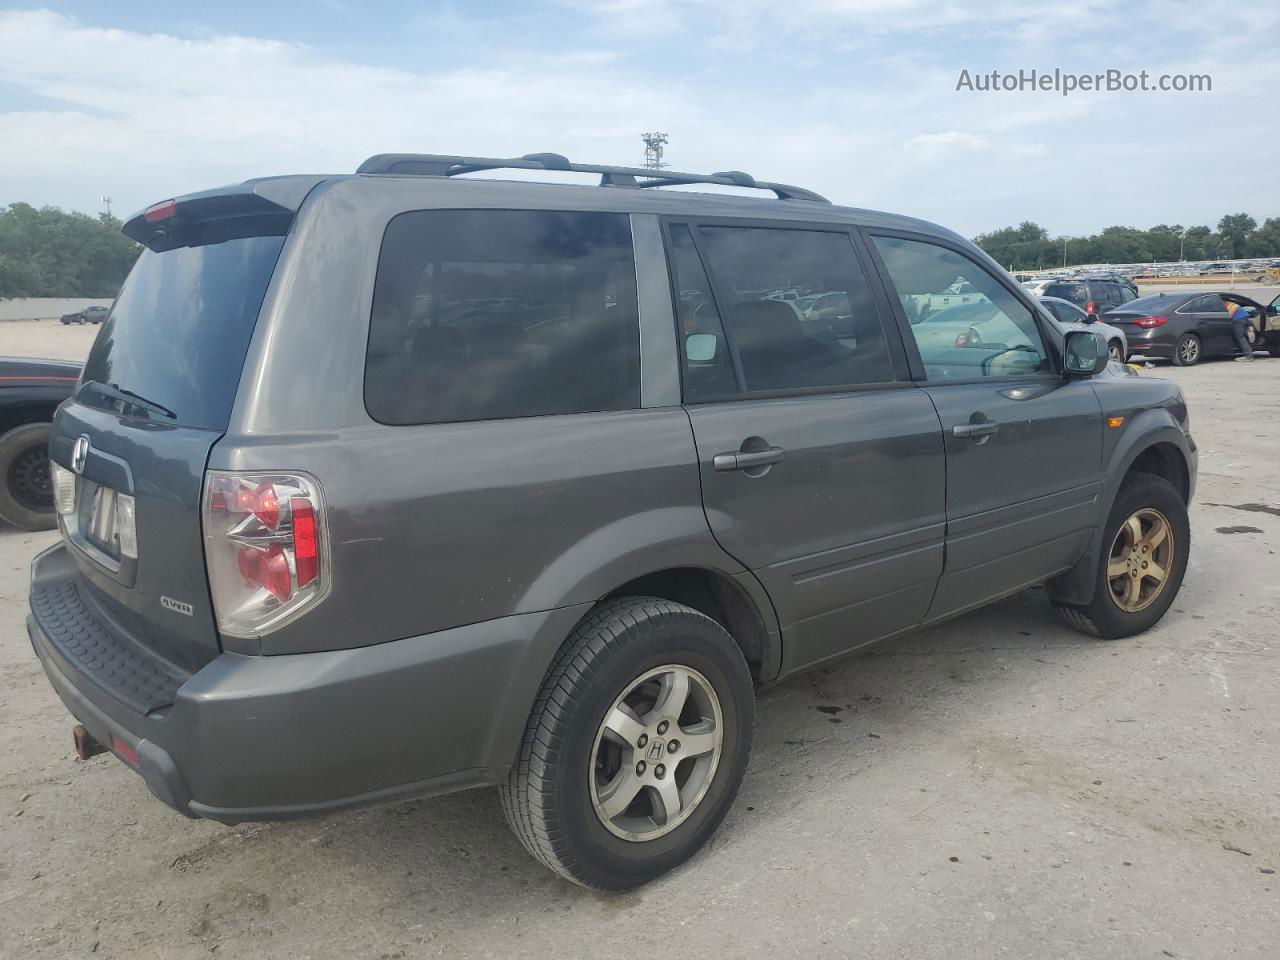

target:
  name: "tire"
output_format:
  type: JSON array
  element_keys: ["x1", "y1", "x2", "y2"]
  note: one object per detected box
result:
[
  {"x1": 1172, "y1": 333, "x2": 1201, "y2": 366},
  {"x1": 1107, "y1": 340, "x2": 1124, "y2": 362},
  {"x1": 500, "y1": 597, "x2": 754, "y2": 890},
  {"x1": 1267, "y1": 335, "x2": 1280, "y2": 359},
  {"x1": 1054, "y1": 471, "x2": 1189, "y2": 639},
  {"x1": 0, "y1": 422, "x2": 57, "y2": 531}
]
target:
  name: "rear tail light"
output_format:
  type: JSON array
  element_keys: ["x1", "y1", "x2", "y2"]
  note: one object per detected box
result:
[
  {"x1": 1085, "y1": 301, "x2": 1097, "y2": 315},
  {"x1": 954, "y1": 332, "x2": 971, "y2": 347},
  {"x1": 202, "y1": 472, "x2": 328, "y2": 637},
  {"x1": 1133, "y1": 315, "x2": 1168, "y2": 328}
]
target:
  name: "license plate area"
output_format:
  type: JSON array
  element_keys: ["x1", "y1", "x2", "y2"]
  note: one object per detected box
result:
[
  {"x1": 66, "y1": 478, "x2": 135, "y2": 584},
  {"x1": 85, "y1": 484, "x2": 120, "y2": 557}
]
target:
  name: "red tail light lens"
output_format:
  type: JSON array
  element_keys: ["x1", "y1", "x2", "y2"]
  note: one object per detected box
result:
[
  {"x1": 954, "y1": 332, "x2": 971, "y2": 347},
  {"x1": 203, "y1": 472, "x2": 328, "y2": 637},
  {"x1": 1085, "y1": 301, "x2": 1097, "y2": 315},
  {"x1": 143, "y1": 199, "x2": 177, "y2": 222},
  {"x1": 1132, "y1": 315, "x2": 1168, "y2": 328}
]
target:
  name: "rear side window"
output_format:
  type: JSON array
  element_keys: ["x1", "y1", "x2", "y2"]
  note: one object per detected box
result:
[
  {"x1": 81, "y1": 234, "x2": 285, "y2": 430},
  {"x1": 1043, "y1": 282, "x2": 1087, "y2": 306},
  {"x1": 690, "y1": 225, "x2": 896, "y2": 394},
  {"x1": 365, "y1": 210, "x2": 639, "y2": 425}
]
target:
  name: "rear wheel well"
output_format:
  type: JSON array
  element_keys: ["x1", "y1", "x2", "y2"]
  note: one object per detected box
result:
[
  {"x1": 1, "y1": 401, "x2": 60, "y2": 438},
  {"x1": 603, "y1": 567, "x2": 769, "y2": 681},
  {"x1": 1126, "y1": 443, "x2": 1190, "y2": 503}
]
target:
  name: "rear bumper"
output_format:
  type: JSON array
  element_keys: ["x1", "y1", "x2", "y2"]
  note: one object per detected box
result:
[{"x1": 29, "y1": 543, "x2": 589, "y2": 823}]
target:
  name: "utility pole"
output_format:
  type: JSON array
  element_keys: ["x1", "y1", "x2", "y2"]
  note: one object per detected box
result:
[
  {"x1": 641, "y1": 132, "x2": 669, "y2": 170},
  {"x1": 1062, "y1": 237, "x2": 1068, "y2": 267}
]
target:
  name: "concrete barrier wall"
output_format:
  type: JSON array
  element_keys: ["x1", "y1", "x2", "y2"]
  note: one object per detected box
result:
[{"x1": 0, "y1": 298, "x2": 114, "y2": 322}]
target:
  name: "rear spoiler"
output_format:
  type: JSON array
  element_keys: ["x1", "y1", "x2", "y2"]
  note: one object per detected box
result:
[{"x1": 123, "y1": 176, "x2": 329, "y2": 251}]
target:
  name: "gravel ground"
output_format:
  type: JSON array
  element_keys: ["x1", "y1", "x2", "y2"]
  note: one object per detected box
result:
[{"x1": 1, "y1": 315, "x2": 1277, "y2": 959}]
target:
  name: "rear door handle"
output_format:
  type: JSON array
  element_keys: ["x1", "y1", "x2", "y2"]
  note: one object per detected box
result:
[
  {"x1": 713, "y1": 446, "x2": 785, "y2": 471},
  {"x1": 952, "y1": 422, "x2": 999, "y2": 439}
]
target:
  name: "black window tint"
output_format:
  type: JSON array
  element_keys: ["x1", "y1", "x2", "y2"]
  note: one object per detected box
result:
[
  {"x1": 365, "y1": 210, "x2": 639, "y2": 424},
  {"x1": 667, "y1": 225, "x2": 737, "y2": 400},
  {"x1": 873, "y1": 236, "x2": 1050, "y2": 381},
  {"x1": 1043, "y1": 282, "x2": 1088, "y2": 306},
  {"x1": 693, "y1": 226, "x2": 895, "y2": 392},
  {"x1": 81, "y1": 234, "x2": 285, "y2": 430},
  {"x1": 1182, "y1": 295, "x2": 1224, "y2": 314}
]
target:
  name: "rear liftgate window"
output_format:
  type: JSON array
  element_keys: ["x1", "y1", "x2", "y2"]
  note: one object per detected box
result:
[
  {"x1": 82, "y1": 233, "x2": 286, "y2": 430},
  {"x1": 365, "y1": 210, "x2": 640, "y2": 424}
]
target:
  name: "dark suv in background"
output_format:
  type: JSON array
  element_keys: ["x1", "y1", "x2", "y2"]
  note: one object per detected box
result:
[
  {"x1": 1036, "y1": 277, "x2": 1138, "y2": 321},
  {"x1": 28, "y1": 153, "x2": 1196, "y2": 890}
]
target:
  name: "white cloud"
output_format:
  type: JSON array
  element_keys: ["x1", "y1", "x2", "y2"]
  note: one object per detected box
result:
[{"x1": 0, "y1": 7, "x2": 1276, "y2": 237}]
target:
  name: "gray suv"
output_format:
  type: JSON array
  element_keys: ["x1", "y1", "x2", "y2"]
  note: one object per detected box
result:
[{"x1": 28, "y1": 153, "x2": 1196, "y2": 890}]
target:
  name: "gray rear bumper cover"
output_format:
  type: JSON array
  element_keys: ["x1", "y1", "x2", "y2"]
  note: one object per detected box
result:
[{"x1": 29, "y1": 547, "x2": 591, "y2": 822}]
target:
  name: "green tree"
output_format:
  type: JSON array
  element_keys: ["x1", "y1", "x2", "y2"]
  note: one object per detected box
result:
[
  {"x1": 0, "y1": 202, "x2": 141, "y2": 297},
  {"x1": 1216, "y1": 213, "x2": 1256, "y2": 259}
]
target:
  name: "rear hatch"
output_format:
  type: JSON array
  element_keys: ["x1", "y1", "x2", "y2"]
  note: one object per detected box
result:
[{"x1": 48, "y1": 192, "x2": 294, "y2": 674}]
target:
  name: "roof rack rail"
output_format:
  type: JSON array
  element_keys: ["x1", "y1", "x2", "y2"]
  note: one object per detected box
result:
[{"x1": 355, "y1": 152, "x2": 829, "y2": 203}]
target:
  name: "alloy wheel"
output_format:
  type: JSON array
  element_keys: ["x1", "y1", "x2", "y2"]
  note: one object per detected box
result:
[
  {"x1": 1178, "y1": 337, "x2": 1199, "y2": 364},
  {"x1": 589, "y1": 664, "x2": 723, "y2": 842},
  {"x1": 1106, "y1": 507, "x2": 1174, "y2": 613}
]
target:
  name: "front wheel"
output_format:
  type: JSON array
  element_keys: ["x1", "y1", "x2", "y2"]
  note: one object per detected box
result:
[
  {"x1": 0, "y1": 422, "x2": 57, "y2": 531},
  {"x1": 500, "y1": 597, "x2": 754, "y2": 890},
  {"x1": 1172, "y1": 333, "x2": 1201, "y2": 366},
  {"x1": 1108, "y1": 340, "x2": 1124, "y2": 362},
  {"x1": 1054, "y1": 471, "x2": 1189, "y2": 639}
]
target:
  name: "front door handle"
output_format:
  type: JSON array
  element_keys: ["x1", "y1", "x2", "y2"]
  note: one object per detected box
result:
[
  {"x1": 952, "y1": 421, "x2": 999, "y2": 439},
  {"x1": 713, "y1": 446, "x2": 785, "y2": 471}
]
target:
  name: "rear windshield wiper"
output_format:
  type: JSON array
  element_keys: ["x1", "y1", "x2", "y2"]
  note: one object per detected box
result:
[{"x1": 77, "y1": 380, "x2": 177, "y2": 420}]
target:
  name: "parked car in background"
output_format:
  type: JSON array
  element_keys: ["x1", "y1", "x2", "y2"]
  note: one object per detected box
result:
[
  {"x1": 1103, "y1": 291, "x2": 1280, "y2": 365},
  {"x1": 29, "y1": 152, "x2": 1197, "y2": 891},
  {"x1": 1027, "y1": 278, "x2": 1138, "y2": 322},
  {"x1": 1039, "y1": 296, "x2": 1128, "y2": 362},
  {"x1": 60, "y1": 305, "x2": 110, "y2": 325},
  {"x1": 0, "y1": 357, "x2": 80, "y2": 530}
]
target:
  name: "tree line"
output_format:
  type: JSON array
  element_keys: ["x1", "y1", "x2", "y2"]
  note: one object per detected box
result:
[
  {"x1": 0, "y1": 202, "x2": 141, "y2": 298},
  {"x1": 975, "y1": 214, "x2": 1280, "y2": 270}
]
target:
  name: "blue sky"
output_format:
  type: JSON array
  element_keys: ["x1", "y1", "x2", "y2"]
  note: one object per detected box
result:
[{"x1": 1, "y1": 2, "x2": 1276, "y2": 238}]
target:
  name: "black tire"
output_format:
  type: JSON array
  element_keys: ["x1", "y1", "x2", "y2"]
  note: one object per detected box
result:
[
  {"x1": 1267, "y1": 335, "x2": 1280, "y2": 359},
  {"x1": 1108, "y1": 340, "x2": 1124, "y2": 362},
  {"x1": 1172, "y1": 333, "x2": 1201, "y2": 366},
  {"x1": 0, "y1": 422, "x2": 57, "y2": 531},
  {"x1": 1054, "y1": 471, "x2": 1189, "y2": 639},
  {"x1": 500, "y1": 597, "x2": 754, "y2": 890}
]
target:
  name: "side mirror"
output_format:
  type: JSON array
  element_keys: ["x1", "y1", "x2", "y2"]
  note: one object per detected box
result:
[
  {"x1": 1064, "y1": 329, "x2": 1108, "y2": 377},
  {"x1": 685, "y1": 333, "x2": 718, "y2": 363}
]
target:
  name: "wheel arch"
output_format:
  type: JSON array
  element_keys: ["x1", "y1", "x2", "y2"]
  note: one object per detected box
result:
[
  {"x1": 1049, "y1": 422, "x2": 1193, "y2": 606},
  {"x1": 602, "y1": 565, "x2": 781, "y2": 683}
]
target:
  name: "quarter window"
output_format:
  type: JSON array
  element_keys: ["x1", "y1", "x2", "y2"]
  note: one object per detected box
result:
[
  {"x1": 687, "y1": 225, "x2": 896, "y2": 394},
  {"x1": 365, "y1": 210, "x2": 639, "y2": 424},
  {"x1": 873, "y1": 236, "x2": 1051, "y2": 381}
]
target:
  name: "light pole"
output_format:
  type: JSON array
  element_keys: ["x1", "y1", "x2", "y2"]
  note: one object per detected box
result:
[{"x1": 1179, "y1": 227, "x2": 1187, "y2": 262}]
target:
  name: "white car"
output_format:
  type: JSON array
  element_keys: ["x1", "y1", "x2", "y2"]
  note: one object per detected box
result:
[{"x1": 1038, "y1": 296, "x2": 1128, "y2": 362}]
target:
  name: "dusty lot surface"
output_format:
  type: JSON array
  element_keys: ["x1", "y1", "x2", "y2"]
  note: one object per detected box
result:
[{"x1": 1, "y1": 316, "x2": 1277, "y2": 959}]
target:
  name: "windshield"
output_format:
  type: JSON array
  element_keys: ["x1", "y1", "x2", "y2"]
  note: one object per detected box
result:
[{"x1": 81, "y1": 234, "x2": 285, "y2": 430}]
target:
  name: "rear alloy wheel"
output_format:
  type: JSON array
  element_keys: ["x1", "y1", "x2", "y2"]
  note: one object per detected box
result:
[
  {"x1": 1054, "y1": 471, "x2": 1189, "y2": 639},
  {"x1": 0, "y1": 422, "x2": 57, "y2": 531},
  {"x1": 1108, "y1": 340, "x2": 1124, "y2": 362},
  {"x1": 1172, "y1": 333, "x2": 1201, "y2": 366},
  {"x1": 501, "y1": 597, "x2": 754, "y2": 890}
]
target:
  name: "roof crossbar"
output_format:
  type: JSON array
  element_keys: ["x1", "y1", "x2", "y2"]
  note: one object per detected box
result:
[{"x1": 356, "y1": 152, "x2": 829, "y2": 203}]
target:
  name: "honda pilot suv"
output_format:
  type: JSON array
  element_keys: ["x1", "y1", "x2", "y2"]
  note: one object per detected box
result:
[{"x1": 29, "y1": 152, "x2": 1197, "y2": 890}]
